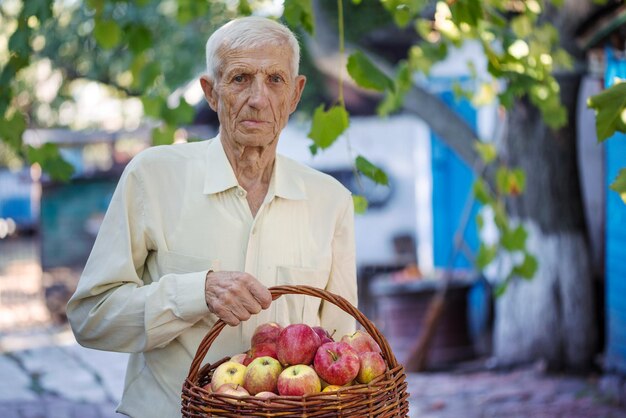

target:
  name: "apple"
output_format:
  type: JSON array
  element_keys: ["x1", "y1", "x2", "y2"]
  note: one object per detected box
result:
[
  {"x1": 313, "y1": 326, "x2": 334, "y2": 344},
  {"x1": 230, "y1": 353, "x2": 247, "y2": 364},
  {"x1": 251, "y1": 322, "x2": 283, "y2": 346},
  {"x1": 356, "y1": 351, "x2": 387, "y2": 384},
  {"x1": 214, "y1": 382, "x2": 250, "y2": 401},
  {"x1": 243, "y1": 356, "x2": 283, "y2": 395},
  {"x1": 340, "y1": 330, "x2": 381, "y2": 355},
  {"x1": 255, "y1": 391, "x2": 278, "y2": 399},
  {"x1": 322, "y1": 384, "x2": 343, "y2": 393},
  {"x1": 313, "y1": 342, "x2": 360, "y2": 386},
  {"x1": 277, "y1": 365, "x2": 321, "y2": 396},
  {"x1": 244, "y1": 342, "x2": 278, "y2": 366},
  {"x1": 200, "y1": 382, "x2": 213, "y2": 398},
  {"x1": 210, "y1": 361, "x2": 247, "y2": 391},
  {"x1": 276, "y1": 324, "x2": 321, "y2": 366}
]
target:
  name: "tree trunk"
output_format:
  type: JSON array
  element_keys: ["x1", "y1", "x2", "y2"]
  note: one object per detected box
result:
[{"x1": 494, "y1": 73, "x2": 598, "y2": 370}]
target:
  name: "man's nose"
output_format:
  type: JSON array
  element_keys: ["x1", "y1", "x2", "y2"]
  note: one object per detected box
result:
[{"x1": 247, "y1": 77, "x2": 270, "y2": 109}]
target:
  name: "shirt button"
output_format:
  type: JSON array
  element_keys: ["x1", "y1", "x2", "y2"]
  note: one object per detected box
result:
[{"x1": 237, "y1": 189, "x2": 245, "y2": 197}]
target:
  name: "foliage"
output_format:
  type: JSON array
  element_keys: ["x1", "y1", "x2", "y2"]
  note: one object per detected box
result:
[
  {"x1": 588, "y1": 80, "x2": 626, "y2": 203},
  {"x1": 1, "y1": 0, "x2": 625, "y2": 284}
]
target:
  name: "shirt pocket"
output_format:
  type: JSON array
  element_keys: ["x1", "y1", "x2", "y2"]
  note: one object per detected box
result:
[
  {"x1": 160, "y1": 250, "x2": 217, "y2": 274},
  {"x1": 275, "y1": 266, "x2": 329, "y2": 326}
]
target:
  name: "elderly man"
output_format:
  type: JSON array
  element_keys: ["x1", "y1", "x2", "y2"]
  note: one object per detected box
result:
[{"x1": 67, "y1": 16, "x2": 357, "y2": 417}]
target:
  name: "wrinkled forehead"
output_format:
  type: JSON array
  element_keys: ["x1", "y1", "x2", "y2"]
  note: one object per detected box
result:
[{"x1": 216, "y1": 41, "x2": 294, "y2": 77}]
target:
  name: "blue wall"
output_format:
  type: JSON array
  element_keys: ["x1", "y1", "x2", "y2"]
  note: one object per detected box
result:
[
  {"x1": 430, "y1": 85, "x2": 480, "y2": 269},
  {"x1": 604, "y1": 48, "x2": 626, "y2": 374}
]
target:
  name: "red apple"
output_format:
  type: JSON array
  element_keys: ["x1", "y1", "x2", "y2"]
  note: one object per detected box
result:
[
  {"x1": 230, "y1": 353, "x2": 247, "y2": 364},
  {"x1": 210, "y1": 361, "x2": 247, "y2": 391},
  {"x1": 243, "y1": 342, "x2": 277, "y2": 366},
  {"x1": 243, "y1": 356, "x2": 283, "y2": 395},
  {"x1": 276, "y1": 324, "x2": 321, "y2": 366},
  {"x1": 214, "y1": 382, "x2": 250, "y2": 401},
  {"x1": 312, "y1": 326, "x2": 334, "y2": 344},
  {"x1": 251, "y1": 322, "x2": 283, "y2": 346},
  {"x1": 255, "y1": 391, "x2": 278, "y2": 399},
  {"x1": 313, "y1": 342, "x2": 360, "y2": 386},
  {"x1": 277, "y1": 364, "x2": 321, "y2": 396},
  {"x1": 340, "y1": 330, "x2": 381, "y2": 355},
  {"x1": 356, "y1": 351, "x2": 387, "y2": 384}
]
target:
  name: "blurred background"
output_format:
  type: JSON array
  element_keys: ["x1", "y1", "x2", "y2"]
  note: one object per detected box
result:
[{"x1": 1, "y1": 0, "x2": 626, "y2": 417}]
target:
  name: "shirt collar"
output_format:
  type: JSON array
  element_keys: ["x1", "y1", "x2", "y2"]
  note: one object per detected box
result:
[
  {"x1": 202, "y1": 135, "x2": 239, "y2": 195},
  {"x1": 203, "y1": 135, "x2": 307, "y2": 201},
  {"x1": 273, "y1": 154, "x2": 307, "y2": 201}
]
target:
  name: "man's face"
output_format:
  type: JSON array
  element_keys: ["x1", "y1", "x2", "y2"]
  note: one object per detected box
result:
[{"x1": 201, "y1": 45, "x2": 306, "y2": 149}]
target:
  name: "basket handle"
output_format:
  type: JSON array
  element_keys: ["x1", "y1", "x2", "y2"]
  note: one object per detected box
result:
[{"x1": 186, "y1": 285, "x2": 398, "y2": 383}]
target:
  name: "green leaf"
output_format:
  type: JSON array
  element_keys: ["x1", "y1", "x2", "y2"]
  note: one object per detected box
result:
[
  {"x1": 512, "y1": 252, "x2": 538, "y2": 279},
  {"x1": 450, "y1": 0, "x2": 482, "y2": 26},
  {"x1": 307, "y1": 104, "x2": 349, "y2": 149},
  {"x1": 501, "y1": 225, "x2": 527, "y2": 251},
  {"x1": 152, "y1": 124, "x2": 177, "y2": 146},
  {"x1": 408, "y1": 43, "x2": 448, "y2": 75},
  {"x1": 26, "y1": 144, "x2": 74, "y2": 182},
  {"x1": 355, "y1": 156, "x2": 389, "y2": 185},
  {"x1": 496, "y1": 167, "x2": 525, "y2": 196},
  {"x1": 493, "y1": 201, "x2": 508, "y2": 229},
  {"x1": 474, "y1": 141, "x2": 497, "y2": 165},
  {"x1": 377, "y1": 61, "x2": 412, "y2": 116},
  {"x1": 473, "y1": 179, "x2": 492, "y2": 204},
  {"x1": 8, "y1": 26, "x2": 32, "y2": 57},
  {"x1": 511, "y1": 15, "x2": 533, "y2": 38},
  {"x1": 353, "y1": 195, "x2": 368, "y2": 214},
  {"x1": 127, "y1": 25, "x2": 153, "y2": 54},
  {"x1": 141, "y1": 95, "x2": 164, "y2": 119},
  {"x1": 609, "y1": 169, "x2": 626, "y2": 204},
  {"x1": 94, "y1": 19, "x2": 122, "y2": 49},
  {"x1": 476, "y1": 243, "x2": 497, "y2": 269},
  {"x1": 587, "y1": 81, "x2": 626, "y2": 142},
  {"x1": 283, "y1": 0, "x2": 315, "y2": 35},
  {"x1": 86, "y1": 0, "x2": 105, "y2": 14},
  {"x1": 238, "y1": 0, "x2": 253, "y2": 15},
  {"x1": 381, "y1": 0, "x2": 426, "y2": 27},
  {"x1": 347, "y1": 51, "x2": 395, "y2": 93},
  {"x1": 0, "y1": 110, "x2": 27, "y2": 150},
  {"x1": 139, "y1": 62, "x2": 161, "y2": 90},
  {"x1": 162, "y1": 99, "x2": 195, "y2": 126}
]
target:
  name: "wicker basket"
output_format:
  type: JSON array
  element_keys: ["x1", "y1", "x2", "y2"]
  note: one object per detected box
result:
[{"x1": 181, "y1": 285, "x2": 410, "y2": 417}]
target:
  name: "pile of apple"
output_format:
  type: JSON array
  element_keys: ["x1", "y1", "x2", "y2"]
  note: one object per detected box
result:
[{"x1": 205, "y1": 322, "x2": 387, "y2": 399}]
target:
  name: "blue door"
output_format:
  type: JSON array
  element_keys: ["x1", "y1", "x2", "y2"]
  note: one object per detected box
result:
[
  {"x1": 604, "y1": 47, "x2": 626, "y2": 374},
  {"x1": 430, "y1": 79, "x2": 480, "y2": 269}
]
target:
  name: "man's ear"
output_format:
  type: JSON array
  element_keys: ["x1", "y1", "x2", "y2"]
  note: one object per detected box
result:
[
  {"x1": 289, "y1": 75, "x2": 307, "y2": 113},
  {"x1": 200, "y1": 75, "x2": 218, "y2": 111}
]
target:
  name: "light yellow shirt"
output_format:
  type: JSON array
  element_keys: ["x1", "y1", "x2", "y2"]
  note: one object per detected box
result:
[{"x1": 66, "y1": 136, "x2": 357, "y2": 418}]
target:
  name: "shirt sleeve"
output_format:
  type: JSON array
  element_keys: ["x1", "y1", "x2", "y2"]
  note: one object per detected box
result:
[
  {"x1": 66, "y1": 158, "x2": 210, "y2": 353},
  {"x1": 320, "y1": 192, "x2": 358, "y2": 339}
]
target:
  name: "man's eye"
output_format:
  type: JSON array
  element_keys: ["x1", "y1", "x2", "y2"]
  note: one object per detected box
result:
[
  {"x1": 233, "y1": 75, "x2": 246, "y2": 83},
  {"x1": 270, "y1": 75, "x2": 283, "y2": 83}
]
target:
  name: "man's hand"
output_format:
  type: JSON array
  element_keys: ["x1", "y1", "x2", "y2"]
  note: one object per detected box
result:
[{"x1": 204, "y1": 271, "x2": 272, "y2": 326}]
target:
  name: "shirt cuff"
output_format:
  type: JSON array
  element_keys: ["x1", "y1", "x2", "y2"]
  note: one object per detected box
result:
[{"x1": 174, "y1": 271, "x2": 210, "y2": 321}]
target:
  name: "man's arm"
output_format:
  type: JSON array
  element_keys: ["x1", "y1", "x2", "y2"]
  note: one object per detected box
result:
[
  {"x1": 320, "y1": 193, "x2": 358, "y2": 339},
  {"x1": 66, "y1": 158, "x2": 270, "y2": 353}
]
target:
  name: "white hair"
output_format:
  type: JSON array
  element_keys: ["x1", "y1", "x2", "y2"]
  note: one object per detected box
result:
[{"x1": 205, "y1": 16, "x2": 300, "y2": 80}]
